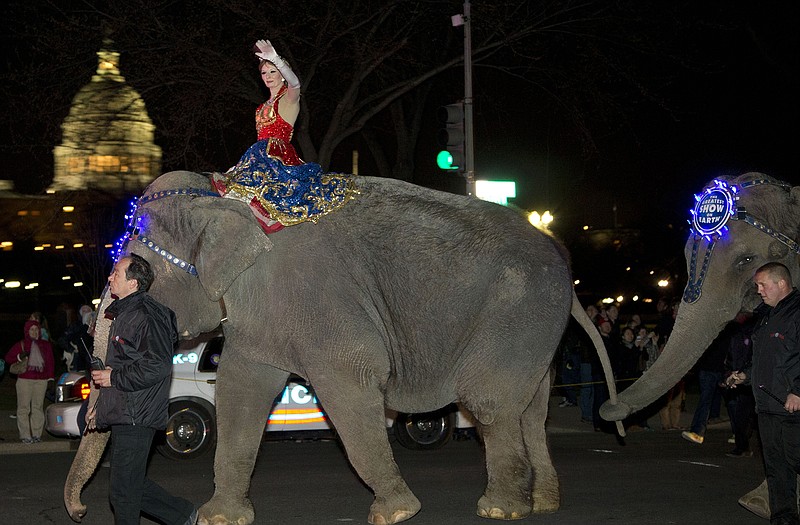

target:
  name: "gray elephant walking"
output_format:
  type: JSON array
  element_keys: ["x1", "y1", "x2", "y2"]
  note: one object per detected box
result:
[
  {"x1": 64, "y1": 170, "x2": 618, "y2": 524},
  {"x1": 600, "y1": 172, "x2": 800, "y2": 520}
]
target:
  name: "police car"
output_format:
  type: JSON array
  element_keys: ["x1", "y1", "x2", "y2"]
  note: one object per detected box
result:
[{"x1": 46, "y1": 332, "x2": 473, "y2": 459}]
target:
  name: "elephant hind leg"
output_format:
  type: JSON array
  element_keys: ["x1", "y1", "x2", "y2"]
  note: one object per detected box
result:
[
  {"x1": 467, "y1": 397, "x2": 533, "y2": 519},
  {"x1": 474, "y1": 420, "x2": 533, "y2": 519},
  {"x1": 521, "y1": 370, "x2": 559, "y2": 513}
]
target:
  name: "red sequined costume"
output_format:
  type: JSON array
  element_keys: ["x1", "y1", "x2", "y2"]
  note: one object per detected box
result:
[{"x1": 254, "y1": 86, "x2": 303, "y2": 166}]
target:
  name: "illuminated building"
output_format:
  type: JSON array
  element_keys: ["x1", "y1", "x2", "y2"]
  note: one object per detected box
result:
[
  {"x1": 50, "y1": 38, "x2": 161, "y2": 193},
  {"x1": 1, "y1": 38, "x2": 162, "y2": 322}
]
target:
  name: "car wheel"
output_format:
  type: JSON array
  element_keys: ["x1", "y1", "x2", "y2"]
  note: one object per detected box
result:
[
  {"x1": 157, "y1": 400, "x2": 215, "y2": 460},
  {"x1": 393, "y1": 408, "x2": 455, "y2": 450}
]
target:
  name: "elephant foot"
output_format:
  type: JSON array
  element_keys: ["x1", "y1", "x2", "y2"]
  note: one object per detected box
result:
[
  {"x1": 738, "y1": 480, "x2": 770, "y2": 520},
  {"x1": 476, "y1": 494, "x2": 531, "y2": 520},
  {"x1": 197, "y1": 495, "x2": 254, "y2": 525},
  {"x1": 531, "y1": 493, "x2": 559, "y2": 514},
  {"x1": 367, "y1": 492, "x2": 421, "y2": 525},
  {"x1": 531, "y1": 474, "x2": 560, "y2": 513}
]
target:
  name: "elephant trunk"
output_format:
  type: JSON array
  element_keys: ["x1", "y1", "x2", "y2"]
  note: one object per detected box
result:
[
  {"x1": 600, "y1": 297, "x2": 733, "y2": 421},
  {"x1": 64, "y1": 288, "x2": 113, "y2": 522},
  {"x1": 64, "y1": 432, "x2": 111, "y2": 522}
]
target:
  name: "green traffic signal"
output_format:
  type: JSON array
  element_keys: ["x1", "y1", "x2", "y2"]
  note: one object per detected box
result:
[
  {"x1": 437, "y1": 102, "x2": 465, "y2": 171},
  {"x1": 436, "y1": 150, "x2": 459, "y2": 170}
]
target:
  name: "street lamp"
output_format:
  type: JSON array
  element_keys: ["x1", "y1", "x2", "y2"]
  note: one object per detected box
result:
[{"x1": 528, "y1": 210, "x2": 554, "y2": 229}]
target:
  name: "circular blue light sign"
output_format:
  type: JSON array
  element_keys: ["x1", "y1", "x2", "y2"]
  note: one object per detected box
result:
[{"x1": 692, "y1": 187, "x2": 734, "y2": 236}]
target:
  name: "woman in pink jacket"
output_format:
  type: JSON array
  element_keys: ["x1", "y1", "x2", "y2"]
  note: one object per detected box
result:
[{"x1": 4, "y1": 320, "x2": 54, "y2": 443}]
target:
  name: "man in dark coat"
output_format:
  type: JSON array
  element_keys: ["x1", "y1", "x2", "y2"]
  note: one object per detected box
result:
[
  {"x1": 730, "y1": 262, "x2": 800, "y2": 525},
  {"x1": 89, "y1": 253, "x2": 197, "y2": 525}
]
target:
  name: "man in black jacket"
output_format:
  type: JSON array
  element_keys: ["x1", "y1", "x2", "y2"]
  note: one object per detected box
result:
[
  {"x1": 730, "y1": 262, "x2": 800, "y2": 525},
  {"x1": 90, "y1": 254, "x2": 197, "y2": 525}
]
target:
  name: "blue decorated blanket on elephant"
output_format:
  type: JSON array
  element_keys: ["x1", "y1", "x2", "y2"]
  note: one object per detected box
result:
[{"x1": 210, "y1": 142, "x2": 358, "y2": 234}]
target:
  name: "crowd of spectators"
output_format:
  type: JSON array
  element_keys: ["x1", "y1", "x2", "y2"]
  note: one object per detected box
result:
[
  {"x1": 556, "y1": 300, "x2": 665, "y2": 432},
  {"x1": 554, "y1": 297, "x2": 760, "y2": 458}
]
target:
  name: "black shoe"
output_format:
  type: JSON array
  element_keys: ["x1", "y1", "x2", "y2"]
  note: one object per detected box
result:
[{"x1": 725, "y1": 449, "x2": 753, "y2": 458}]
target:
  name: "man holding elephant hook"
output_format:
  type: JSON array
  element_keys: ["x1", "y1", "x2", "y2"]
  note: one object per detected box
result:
[{"x1": 728, "y1": 262, "x2": 800, "y2": 525}]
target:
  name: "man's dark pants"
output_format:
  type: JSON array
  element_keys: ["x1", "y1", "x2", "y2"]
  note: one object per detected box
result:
[
  {"x1": 110, "y1": 424, "x2": 195, "y2": 525},
  {"x1": 758, "y1": 413, "x2": 800, "y2": 525},
  {"x1": 689, "y1": 370, "x2": 723, "y2": 436},
  {"x1": 725, "y1": 388, "x2": 755, "y2": 452}
]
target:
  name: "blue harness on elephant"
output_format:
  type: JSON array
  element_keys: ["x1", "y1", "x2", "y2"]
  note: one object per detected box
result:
[
  {"x1": 112, "y1": 188, "x2": 221, "y2": 275},
  {"x1": 683, "y1": 177, "x2": 800, "y2": 303},
  {"x1": 110, "y1": 187, "x2": 230, "y2": 322}
]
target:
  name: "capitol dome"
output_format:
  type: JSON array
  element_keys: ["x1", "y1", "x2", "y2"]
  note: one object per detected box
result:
[{"x1": 50, "y1": 38, "x2": 161, "y2": 193}]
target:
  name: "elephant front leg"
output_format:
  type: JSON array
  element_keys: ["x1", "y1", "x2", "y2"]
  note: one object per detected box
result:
[
  {"x1": 198, "y1": 357, "x2": 288, "y2": 525},
  {"x1": 738, "y1": 479, "x2": 770, "y2": 519},
  {"x1": 313, "y1": 382, "x2": 421, "y2": 525}
]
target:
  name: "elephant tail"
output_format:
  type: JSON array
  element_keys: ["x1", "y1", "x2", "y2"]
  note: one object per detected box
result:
[{"x1": 570, "y1": 290, "x2": 625, "y2": 437}]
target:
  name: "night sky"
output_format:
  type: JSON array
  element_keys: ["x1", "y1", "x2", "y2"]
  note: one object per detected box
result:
[
  {"x1": 481, "y1": 4, "x2": 798, "y2": 234},
  {"x1": 1, "y1": 1, "x2": 797, "y2": 240}
]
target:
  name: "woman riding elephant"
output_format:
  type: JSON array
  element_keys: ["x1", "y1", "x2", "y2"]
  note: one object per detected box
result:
[{"x1": 210, "y1": 39, "x2": 357, "y2": 233}]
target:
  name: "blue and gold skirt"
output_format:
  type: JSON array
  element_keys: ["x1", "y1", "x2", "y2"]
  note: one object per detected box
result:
[{"x1": 211, "y1": 140, "x2": 358, "y2": 231}]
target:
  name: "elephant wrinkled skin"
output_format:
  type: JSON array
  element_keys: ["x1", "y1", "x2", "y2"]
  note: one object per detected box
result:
[
  {"x1": 600, "y1": 172, "x2": 800, "y2": 519},
  {"x1": 64, "y1": 171, "x2": 618, "y2": 524}
]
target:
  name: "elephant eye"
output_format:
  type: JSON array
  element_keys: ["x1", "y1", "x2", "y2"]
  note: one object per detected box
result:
[{"x1": 735, "y1": 255, "x2": 756, "y2": 269}]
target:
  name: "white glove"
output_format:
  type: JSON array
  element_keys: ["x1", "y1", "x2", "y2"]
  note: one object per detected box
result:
[
  {"x1": 254, "y1": 39, "x2": 280, "y2": 63},
  {"x1": 254, "y1": 39, "x2": 301, "y2": 89}
]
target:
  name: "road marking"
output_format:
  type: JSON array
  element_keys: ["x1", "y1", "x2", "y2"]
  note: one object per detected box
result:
[{"x1": 678, "y1": 460, "x2": 721, "y2": 468}]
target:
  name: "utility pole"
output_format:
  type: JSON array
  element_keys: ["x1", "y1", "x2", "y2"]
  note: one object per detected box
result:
[{"x1": 452, "y1": 0, "x2": 475, "y2": 196}]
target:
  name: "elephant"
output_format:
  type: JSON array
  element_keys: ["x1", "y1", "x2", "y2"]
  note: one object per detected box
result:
[
  {"x1": 600, "y1": 172, "x2": 800, "y2": 519},
  {"x1": 64, "y1": 170, "x2": 621, "y2": 524}
]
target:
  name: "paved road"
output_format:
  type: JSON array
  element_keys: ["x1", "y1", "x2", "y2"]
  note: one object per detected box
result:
[{"x1": 2, "y1": 418, "x2": 765, "y2": 524}]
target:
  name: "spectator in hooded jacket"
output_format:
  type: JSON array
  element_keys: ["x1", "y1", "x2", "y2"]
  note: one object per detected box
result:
[{"x1": 4, "y1": 319, "x2": 55, "y2": 443}]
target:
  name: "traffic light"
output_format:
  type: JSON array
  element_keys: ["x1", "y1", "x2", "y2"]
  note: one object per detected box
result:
[{"x1": 436, "y1": 102, "x2": 464, "y2": 171}]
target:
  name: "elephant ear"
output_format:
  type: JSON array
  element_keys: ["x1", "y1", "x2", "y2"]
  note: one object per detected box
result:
[{"x1": 190, "y1": 197, "x2": 273, "y2": 301}]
